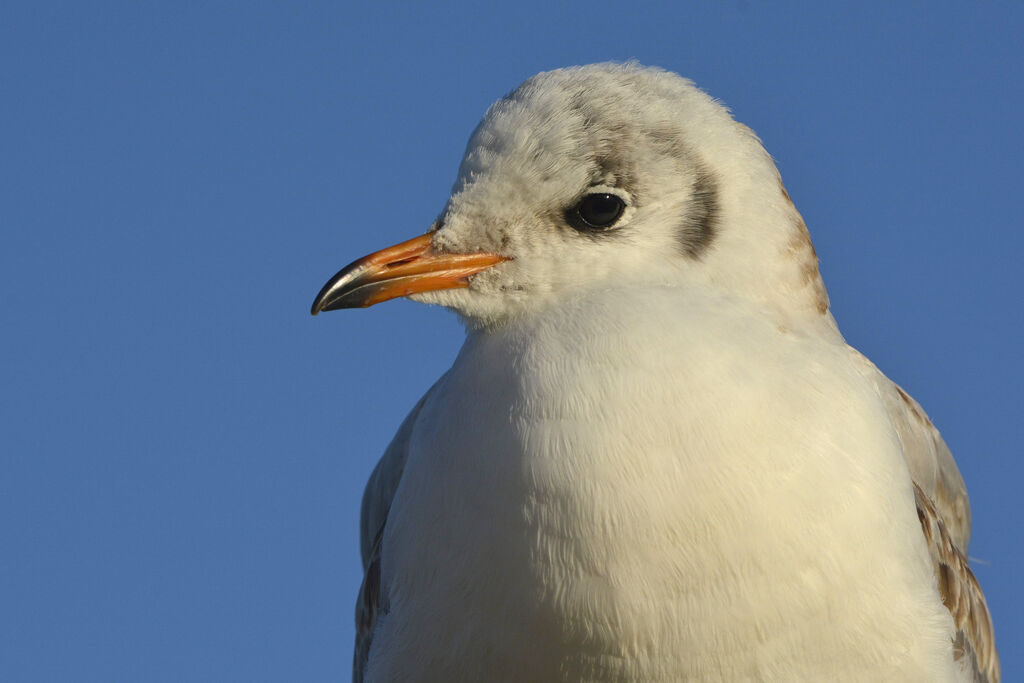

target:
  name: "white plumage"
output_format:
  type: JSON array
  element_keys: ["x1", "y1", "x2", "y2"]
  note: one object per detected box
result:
[{"x1": 312, "y1": 63, "x2": 997, "y2": 682}]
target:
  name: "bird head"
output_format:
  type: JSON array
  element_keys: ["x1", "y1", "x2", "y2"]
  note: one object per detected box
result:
[{"x1": 312, "y1": 63, "x2": 829, "y2": 328}]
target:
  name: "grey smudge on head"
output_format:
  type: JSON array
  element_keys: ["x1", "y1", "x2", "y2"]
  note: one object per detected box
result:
[{"x1": 679, "y1": 165, "x2": 720, "y2": 258}]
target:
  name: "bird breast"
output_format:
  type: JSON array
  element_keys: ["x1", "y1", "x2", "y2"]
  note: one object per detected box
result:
[{"x1": 374, "y1": 286, "x2": 959, "y2": 682}]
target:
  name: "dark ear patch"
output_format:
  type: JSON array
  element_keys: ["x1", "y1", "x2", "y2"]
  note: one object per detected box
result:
[{"x1": 679, "y1": 166, "x2": 720, "y2": 257}]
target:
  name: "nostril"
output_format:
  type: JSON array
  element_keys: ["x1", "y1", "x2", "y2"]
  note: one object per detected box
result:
[{"x1": 387, "y1": 256, "x2": 421, "y2": 268}]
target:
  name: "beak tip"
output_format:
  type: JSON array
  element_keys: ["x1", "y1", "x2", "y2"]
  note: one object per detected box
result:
[{"x1": 311, "y1": 295, "x2": 346, "y2": 315}]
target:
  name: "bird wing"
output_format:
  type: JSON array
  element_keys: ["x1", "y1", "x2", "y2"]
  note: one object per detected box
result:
[
  {"x1": 914, "y1": 483, "x2": 1000, "y2": 682},
  {"x1": 848, "y1": 348, "x2": 998, "y2": 680},
  {"x1": 353, "y1": 376, "x2": 446, "y2": 683},
  {"x1": 848, "y1": 349, "x2": 971, "y2": 550}
]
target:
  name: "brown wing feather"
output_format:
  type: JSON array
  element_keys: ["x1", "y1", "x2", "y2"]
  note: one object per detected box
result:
[{"x1": 914, "y1": 483, "x2": 1000, "y2": 682}]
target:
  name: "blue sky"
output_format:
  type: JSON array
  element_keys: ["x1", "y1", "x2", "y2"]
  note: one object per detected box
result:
[{"x1": 3, "y1": 2, "x2": 1021, "y2": 681}]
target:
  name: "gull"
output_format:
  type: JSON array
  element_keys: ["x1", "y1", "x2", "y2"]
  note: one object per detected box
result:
[{"x1": 311, "y1": 63, "x2": 998, "y2": 682}]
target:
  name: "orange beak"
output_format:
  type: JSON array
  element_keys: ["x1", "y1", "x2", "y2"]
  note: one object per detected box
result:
[{"x1": 311, "y1": 233, "x2": 507, "y2": 314}]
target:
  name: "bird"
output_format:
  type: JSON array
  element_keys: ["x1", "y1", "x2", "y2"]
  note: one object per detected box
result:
[{"x1": 311, "y1": 63, "x2": 998, "y2": 682}]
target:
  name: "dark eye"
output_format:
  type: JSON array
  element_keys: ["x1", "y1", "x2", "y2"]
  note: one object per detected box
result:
[{"x1": 566, "y1": 193, "x2": 626, "y2": 231}]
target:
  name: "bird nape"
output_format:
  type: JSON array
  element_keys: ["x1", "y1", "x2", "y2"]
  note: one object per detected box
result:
[{"x1": 312, "y1": 63, "x2": 998, "y2": 683}]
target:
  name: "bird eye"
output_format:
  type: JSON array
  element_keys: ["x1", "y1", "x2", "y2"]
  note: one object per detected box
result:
[{"x1": 566, "y1": 193, "x2": 626, "y2": 231}]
